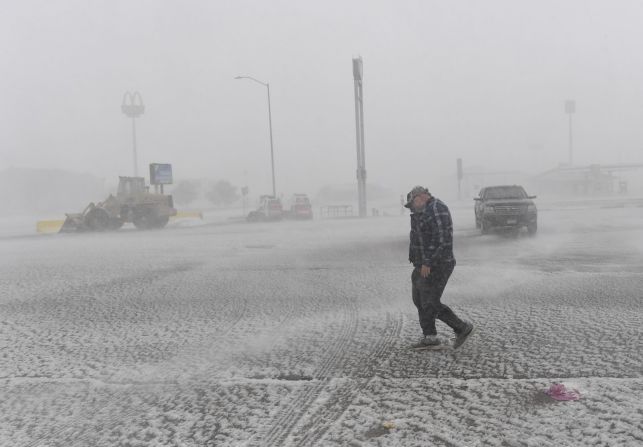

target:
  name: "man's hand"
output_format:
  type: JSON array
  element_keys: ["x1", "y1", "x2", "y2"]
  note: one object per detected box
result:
[{"x1": 420, "y1": 265, "x2": 431, "y2": 278}]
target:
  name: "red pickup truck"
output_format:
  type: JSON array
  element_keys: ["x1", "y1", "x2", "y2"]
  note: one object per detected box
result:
[{"x1": 286, "y1": 194, "x2": 313, "y2": 220}]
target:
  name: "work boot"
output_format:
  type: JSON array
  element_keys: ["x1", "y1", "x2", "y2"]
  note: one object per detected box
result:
[
  {"x1": 453, "y1": 321, "x2": 474, "y2": 350},
  {"x1": 410, "y1": 335, "x2": 441, "y2": 350}
]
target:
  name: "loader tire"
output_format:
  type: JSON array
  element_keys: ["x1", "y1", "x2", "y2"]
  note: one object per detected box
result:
[
  {"x1": 109, "y1": 219, "x2": 124, "y2": 231},
  {"x1": 86, "y1": 208, "x2": 111, "y2": 231},
  {"x1": 133, "y1": 212, "x2": 168, "y2": 230},
  {"x1": 133, "y1": 212, "x2": 153, "y2": 230},
  {"x1": 152, "y1": 216, "x2": 169, "y2": 229}
]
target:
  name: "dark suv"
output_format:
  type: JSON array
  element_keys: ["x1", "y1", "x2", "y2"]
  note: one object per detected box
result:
[{"x1": 474, "y1": 185, "x2": 537, "y2": 235}]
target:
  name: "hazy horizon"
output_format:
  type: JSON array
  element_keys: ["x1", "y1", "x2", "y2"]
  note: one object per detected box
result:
[{"x1": 3, "y1": 0, "x2": 643, "y2": 200}]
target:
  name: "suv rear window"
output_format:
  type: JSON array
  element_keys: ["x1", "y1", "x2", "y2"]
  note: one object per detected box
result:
[{"x1": 484, "y1": 186, "x2": 527, "y2": 199}]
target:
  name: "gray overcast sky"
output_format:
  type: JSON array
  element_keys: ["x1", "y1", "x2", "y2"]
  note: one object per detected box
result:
[{"x1": 2, "y1": 0, "x2": 643, "y2": 196}]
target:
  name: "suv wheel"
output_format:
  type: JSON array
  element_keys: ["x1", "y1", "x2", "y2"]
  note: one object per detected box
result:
[
  {"x1": 528, "y1": 222, "x2": 537, "y2": 235},
  {"x1": 481, "y1": 220, "x2": 490, "y2": 235}
]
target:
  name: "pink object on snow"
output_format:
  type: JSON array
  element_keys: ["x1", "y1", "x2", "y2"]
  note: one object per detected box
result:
[{"x1": 544, "y1": 383, "x2": 581, "y2": 401}]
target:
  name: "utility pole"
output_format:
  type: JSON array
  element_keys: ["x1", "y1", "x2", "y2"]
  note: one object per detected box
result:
[
  {"x1": 352, "y1": 57, "x2": 367, "y2": 218},
  {"x1": 121, "y1": 92, "x2": 145, "y2": 177}
]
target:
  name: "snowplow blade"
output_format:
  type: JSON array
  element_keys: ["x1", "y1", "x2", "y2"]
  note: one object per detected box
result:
[
  {"x1": 36, "y1": 220, "x2": 65, "y2": 234},
  {"x1": 59, "y1": 214, "x2": 86, "y2": 233},
  {"x1": 172, "y1": 210, "x2": 203, "y2": 220}
]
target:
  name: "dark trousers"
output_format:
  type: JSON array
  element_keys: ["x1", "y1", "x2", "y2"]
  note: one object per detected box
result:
[{"x1": 411, "y1": 261, "x2": 464, "y2": 336}]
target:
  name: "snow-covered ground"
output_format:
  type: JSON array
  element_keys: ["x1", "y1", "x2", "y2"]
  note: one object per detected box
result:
[{"x1": 1, "y1": 202, "x2": 642, "y2": 446}]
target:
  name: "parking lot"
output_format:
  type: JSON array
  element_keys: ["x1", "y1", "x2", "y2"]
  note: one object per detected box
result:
[{"x1": 1, "y1": 201, "x2": 642, "y2": 446}]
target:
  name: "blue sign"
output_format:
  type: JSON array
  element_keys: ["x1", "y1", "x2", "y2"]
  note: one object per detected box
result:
[{"x1": 149, "y1": 163, "x2": 173, "y2": 185}]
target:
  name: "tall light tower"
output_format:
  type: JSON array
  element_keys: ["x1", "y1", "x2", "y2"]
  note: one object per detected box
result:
[
  {"x1": 121, "y1": 92, "x2": 145, "y2": 177},
  {"x1": 565, "y1": 100, "x2": 575, "y2": 166},
  {"x1": 234, "y1": 76, "x2": 276, "y2": 197},
  {"x1": 352, "y1": 57, "x2": 367, "y2": 218}
]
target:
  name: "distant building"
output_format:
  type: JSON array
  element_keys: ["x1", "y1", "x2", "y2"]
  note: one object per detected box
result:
[
  {"x1": 0, "y1": 168, "x2": 106, "y2": 216},
  {"x1": 534, "y1": 164, "x2": 643, "y2": 197},
  {"x1": 457, "y1": 163, "x2": 643, "y2": 199}
]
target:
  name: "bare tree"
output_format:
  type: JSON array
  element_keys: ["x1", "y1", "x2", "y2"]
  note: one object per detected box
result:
[
  {"x1": 171, "y1": 180, "x2": 201, "y2": 206},
  {"x1": 206, "y1": 180, "x2": 240, "y2": 207}
]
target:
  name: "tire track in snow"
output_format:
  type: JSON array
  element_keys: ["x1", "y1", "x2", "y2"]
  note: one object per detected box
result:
[
  {"x1": 291, "y1": 311, "x2": 404, "y2": 446},
  {"x1": 246, "y1": 293, "x2": 360, "y2": 447},
  {"x1": 250, "y1": 310, "x2": 404, "y2": 447}
]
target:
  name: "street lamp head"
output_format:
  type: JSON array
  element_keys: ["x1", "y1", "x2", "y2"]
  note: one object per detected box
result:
[{"x1": 234, "y1": 75, "x2": 268, "y2": 87}]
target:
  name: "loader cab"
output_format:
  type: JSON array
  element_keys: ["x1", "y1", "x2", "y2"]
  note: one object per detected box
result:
[{"x1": 117, "y1": 177, "x2": 147, "y2": 197}]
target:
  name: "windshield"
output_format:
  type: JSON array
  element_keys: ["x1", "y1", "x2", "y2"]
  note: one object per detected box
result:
[{"x1": 484, "y1": 186, "x2": 527, "y2": 200}]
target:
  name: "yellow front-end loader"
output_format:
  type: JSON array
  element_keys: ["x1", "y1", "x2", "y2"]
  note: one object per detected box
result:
[{"x1": 60, "y1": 176, "x2": 176, "y2": 232}]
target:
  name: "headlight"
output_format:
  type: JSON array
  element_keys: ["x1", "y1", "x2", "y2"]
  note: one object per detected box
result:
[
  {"x1": 527, "y1": 204, "x2": 537, "y2": 212},
  {"x1": 483, "y1": 205, "x2": 495, "y2": 214}
]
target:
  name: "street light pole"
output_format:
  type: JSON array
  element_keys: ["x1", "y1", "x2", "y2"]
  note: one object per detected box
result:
[
  {"x1": 235, "y1": 76, "x2": 276, "y2": 197},
  {"x1": 121, "y1": 91, "x2": 145, "y2": 177},
  {"x1": 266, "y1": 83, "x2": 276, "y2": 198}
]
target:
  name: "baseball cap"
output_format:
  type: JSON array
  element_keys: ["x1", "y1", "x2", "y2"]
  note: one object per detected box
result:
[{"x1": 404, "y1": 186, "x2": 430, "y2": 208}]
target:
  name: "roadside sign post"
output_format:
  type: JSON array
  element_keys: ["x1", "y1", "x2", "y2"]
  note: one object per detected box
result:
[{"x1": 149, "y1": 163, "x2": 173, "y2": 194}]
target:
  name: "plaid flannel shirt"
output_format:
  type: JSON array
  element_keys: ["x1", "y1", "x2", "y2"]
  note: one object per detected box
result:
[{"x1": 408, "y1": 197, "x2": 455, "y2": 267}]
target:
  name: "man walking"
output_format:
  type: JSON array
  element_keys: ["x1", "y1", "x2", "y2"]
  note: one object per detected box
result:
[{"x1": 406, "y1": 186, "x2": 474, "y2": 349}]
